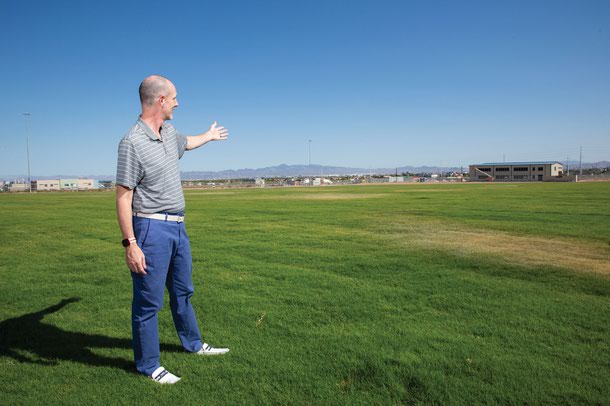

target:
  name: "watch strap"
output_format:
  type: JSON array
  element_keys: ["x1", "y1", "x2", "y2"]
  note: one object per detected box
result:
[{"x1": 122, "y1": 237, "x2": 137, "y2": 247}]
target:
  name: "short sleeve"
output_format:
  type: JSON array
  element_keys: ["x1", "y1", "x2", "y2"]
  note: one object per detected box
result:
[
  {"x1": 116, "y1": 139, "x2": 143, "y2": 189},
  {"x1": 176, "y1": 131, "x2": 188, "y2": 159}
]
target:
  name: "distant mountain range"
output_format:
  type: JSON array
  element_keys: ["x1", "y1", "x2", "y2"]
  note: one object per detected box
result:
[
  {"x1": 180, "y1": 164, "x2": 463, "y2": 179},
  {"x1": 3, "y1": 161, "x2": 609, "y2": 181}
]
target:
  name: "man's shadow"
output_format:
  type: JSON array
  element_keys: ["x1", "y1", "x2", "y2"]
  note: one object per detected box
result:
[{"x1": 0, "y1": 298, "x2": 183, "y2": 372}]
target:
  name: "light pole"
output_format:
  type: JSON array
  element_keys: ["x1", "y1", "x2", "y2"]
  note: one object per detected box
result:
[
  {"x1": 23, "y1": 113, "x2": 32, "y2": 193},
  {"x1": 308, "y1": 139, "x2": 312, "y2": 166},
  {"x1": 308, "y1": 139, "x2": 312, "y2": 186}
]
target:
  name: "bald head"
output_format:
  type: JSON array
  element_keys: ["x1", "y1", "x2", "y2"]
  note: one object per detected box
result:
[{"x1": 139, "y1": 75, "x2": 173, "y2": 106}]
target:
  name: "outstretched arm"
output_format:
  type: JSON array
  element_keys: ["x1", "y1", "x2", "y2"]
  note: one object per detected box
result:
[{"x1": 186, "y1": 121, "x2": 229, "y2": 150}]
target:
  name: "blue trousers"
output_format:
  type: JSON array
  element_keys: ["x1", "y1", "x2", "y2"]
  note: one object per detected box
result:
[{"x1": 131, "y1": 215, "x2": 203, "y2": 376}]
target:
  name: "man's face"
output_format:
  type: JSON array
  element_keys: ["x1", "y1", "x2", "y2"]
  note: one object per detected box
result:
[{"x1": 160, "y1": 83, "x2": 179, "y2": 120}]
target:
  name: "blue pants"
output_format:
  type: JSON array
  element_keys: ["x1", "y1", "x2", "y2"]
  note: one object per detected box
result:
[{"x1": 132, "y1": 214, "x2": 203, "y2": 376}]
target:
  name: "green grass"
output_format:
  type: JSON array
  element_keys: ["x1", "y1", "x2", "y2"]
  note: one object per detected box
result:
[{"x1": 1, "y1": 182, "x2": 609, "y2": 404}]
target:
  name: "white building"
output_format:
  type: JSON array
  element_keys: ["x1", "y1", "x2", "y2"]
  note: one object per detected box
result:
[
  {"x1": 32, "y1": 180, "x2": 60, "y2": 191},
  {"x1": 8, "y1": 182, "x2": 29, "y2": 192},
  {"x1": 59, "y1": 179, "x2": 96, "y2": 190},
  {"x1": 469, "y1": 161, "x2": 566, "y2": 182}
]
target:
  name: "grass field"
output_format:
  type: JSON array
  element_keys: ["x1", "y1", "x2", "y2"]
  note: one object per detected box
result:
[{"x1": 1, "y1": 182, "x2": 609, "y2": 404}]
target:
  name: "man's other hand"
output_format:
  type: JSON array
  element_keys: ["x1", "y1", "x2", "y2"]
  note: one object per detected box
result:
[{"x1": 126, "y1": 244, "x2": 147, "y2": 275}]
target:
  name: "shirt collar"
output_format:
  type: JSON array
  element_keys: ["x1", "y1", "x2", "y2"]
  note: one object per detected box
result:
[{"x1": 137, "y1": 117, "x2": 164, "y2": 141}]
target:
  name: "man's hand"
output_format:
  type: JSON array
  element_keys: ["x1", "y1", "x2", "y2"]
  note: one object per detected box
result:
[
  {"x1": 185, "y1": 121, "x2": 230, "y2": 150},
  {"x1": 126, "y1": 244, "x2": 147, "y2": 275},
  {"x1": 206, "y1": 121, "x2": 229, "y2": 141}
]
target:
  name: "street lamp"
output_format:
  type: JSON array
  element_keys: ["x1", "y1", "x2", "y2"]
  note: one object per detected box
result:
[
  {"x1": 308, "y1": 139, "x2": 312, "y2": 166},
  {"x1": 307, "y1": 139, "x2": 313, "y2": 186},
  {"x1": 23, "y1": 113, "x2": 32, "y2": 193}
]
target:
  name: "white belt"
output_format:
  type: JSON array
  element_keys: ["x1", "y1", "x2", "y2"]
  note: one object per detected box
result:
[{"x1": 134, "y1": 212, "x2": 185, "y2": 223}]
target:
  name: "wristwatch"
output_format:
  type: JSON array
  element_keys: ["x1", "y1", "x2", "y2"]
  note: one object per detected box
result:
[{"x1": 122, "y1": 237, "x2": 137, "y2": 247}]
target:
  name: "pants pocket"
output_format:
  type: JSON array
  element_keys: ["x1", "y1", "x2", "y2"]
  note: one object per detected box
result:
[{"x1": 134, "y1": 218, "x2": 151, "y2": 248}]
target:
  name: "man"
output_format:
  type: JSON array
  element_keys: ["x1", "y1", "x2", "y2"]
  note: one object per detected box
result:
[{"x1": 116, "y1": 75, "x2": 229, "y2": 384}]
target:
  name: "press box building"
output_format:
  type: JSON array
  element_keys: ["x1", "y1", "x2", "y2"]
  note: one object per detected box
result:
[{"x1": 469, "y1": 161, "x2": 565, "y2": 182}]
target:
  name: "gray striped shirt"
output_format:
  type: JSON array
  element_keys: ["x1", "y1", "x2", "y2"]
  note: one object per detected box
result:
[{"x1": 116, "y1": 118, "x2": 188, "y2": 213}]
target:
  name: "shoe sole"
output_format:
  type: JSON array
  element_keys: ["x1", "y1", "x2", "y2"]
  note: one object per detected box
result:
[{"x1": 199, "y1": 350, "x2": 230, "y2": 356}]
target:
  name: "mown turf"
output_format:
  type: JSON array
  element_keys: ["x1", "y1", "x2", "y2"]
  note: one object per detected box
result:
[{"x1": 1, "y1": 182, "x2": 609, "y2": 404}]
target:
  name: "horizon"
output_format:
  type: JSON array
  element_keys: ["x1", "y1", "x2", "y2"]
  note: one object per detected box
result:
[{"x1": 2, "y1": 159, "x2": 608, "y2": 182}]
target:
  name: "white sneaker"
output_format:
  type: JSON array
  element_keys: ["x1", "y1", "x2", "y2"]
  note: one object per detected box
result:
[
  {"x1": 150, "y1": 367, "x2": 181, "y2": 384},
  {"x1": 197, "y1": 343, "x2": 230, "y2": 356}
]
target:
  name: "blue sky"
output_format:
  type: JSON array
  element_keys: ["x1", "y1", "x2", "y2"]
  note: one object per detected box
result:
[{"x1": 1, "y1": 0, "x2": 609, "y2": 177}]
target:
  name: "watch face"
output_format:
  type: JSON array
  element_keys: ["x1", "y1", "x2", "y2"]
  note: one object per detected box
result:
[{"x1": 122, "y1": 239, "x2": 130, "y2": 247}]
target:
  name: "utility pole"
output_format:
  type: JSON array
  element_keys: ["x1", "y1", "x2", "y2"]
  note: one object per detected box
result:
[
  {"x1": 579, "y1": 145, "x2": 583, "y2": 175},
  {"x1": 23, "y1": 113, "x2": 32, "y2": 193},
  {"x1": 566, "y1": 155, "x2": 569, "y2": 176},
  {"x1": 308, "y1": 139, "x2": 312, "y2": 186},
  {"x1": 308, "y1": 139, "x2": 312, "y2": 166},
  {"x1": 503, "y1": 153, "x2": 505, "y2": 162}
]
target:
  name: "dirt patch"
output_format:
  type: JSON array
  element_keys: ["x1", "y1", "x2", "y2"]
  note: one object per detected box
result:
[
  {"x1": 185, "y1": 191, "x2": 237, "y2": 195},
  {"x1": 253, "y1": 193, "x2": 389, "y2": 200},
  {"x1": 385, "y1": 221, "x2": 609, "y2": 276},
  {"x1": 392, "y1": 189, "x2": 467, "y2": 193},
  {"x1": 391, "y1": 185, "x2": 521, "y2": 192}
]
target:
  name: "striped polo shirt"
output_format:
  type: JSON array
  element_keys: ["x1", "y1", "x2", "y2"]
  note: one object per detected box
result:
[{"x1": 116, "y1": 117, "x2": 188, "y2": 214}]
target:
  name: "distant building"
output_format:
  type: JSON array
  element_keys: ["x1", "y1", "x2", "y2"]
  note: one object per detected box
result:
[
  {"x1": 60, "y1": 179, "x2": 79, "y2": 190},
  {"x1": 469, "y1": 161, "x2": 566, "y2": 182},
  {"x1": 32, "y1": 180, "x2": 60, "y2": 191},
  {"x1": 57, "y1": 178, "x2": 96, "y2": 190},
  {"x1": 5, "y1": 178, "x2": 101, "y2": 192},
  {"x1": 313, "y1": 178, "x2": 333, "y2": 186},
  {"x1": 8, "y1": 182, "x2": 28, "y2": 192},
  {"x1": 76, "y1": 179, "x2": 94, "y2": 189},
  {"x1": 96, "y1": 180, "x2": 115, "y2": 189}
]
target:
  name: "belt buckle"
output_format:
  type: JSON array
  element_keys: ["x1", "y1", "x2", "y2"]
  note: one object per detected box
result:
[{"x1": 178, "y1": 216, "x2": 184, "y2": 223}]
